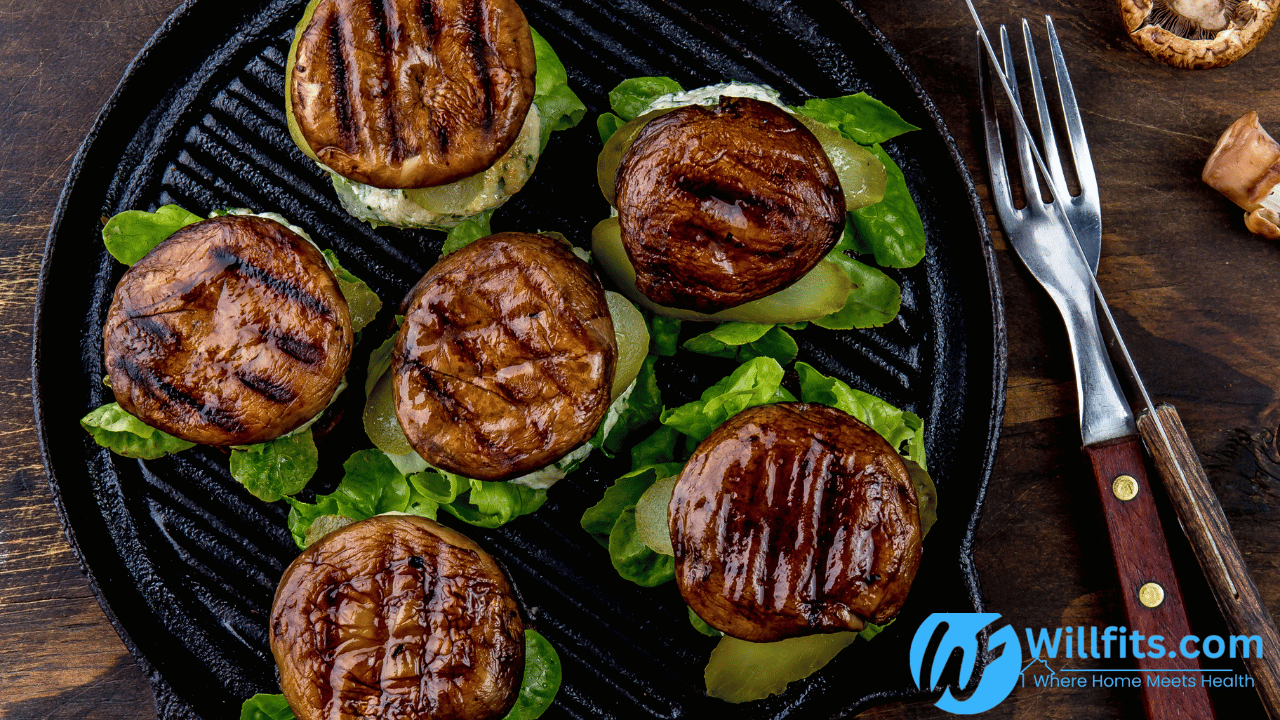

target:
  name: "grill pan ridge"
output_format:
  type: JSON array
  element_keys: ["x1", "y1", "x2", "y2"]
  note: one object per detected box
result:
[{"x1": 34, "y1": 0, "x2": 1007, "y2": 716}]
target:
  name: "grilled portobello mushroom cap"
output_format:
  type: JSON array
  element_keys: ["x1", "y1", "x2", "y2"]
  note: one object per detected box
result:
[
  {"x1": 615, "y1": 96, "x2": 845, "y2": 313},
  {"x1": 270, "y1": 515, "x2": 525, "y2": 720},
  {"x1": 104, "y1": 215, "x2": 353, "y2": 446},
  {"x1": 670, "y1": 403, "x2": 922, "y2": 643},
  {"x1": 392, "y1": 232, "x2": 617, "y2": 481},
  {"x1": 288, "y1": 0, "x2": 537, "y2": 189}
]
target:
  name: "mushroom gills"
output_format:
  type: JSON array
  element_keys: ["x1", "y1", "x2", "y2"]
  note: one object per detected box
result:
[
  {"x1": 1157, "y1": 0, "x2": 1230, "y2": 36},
  {"x1": 1121, "y1": 0, "x2": 1280, "y2": 69}
]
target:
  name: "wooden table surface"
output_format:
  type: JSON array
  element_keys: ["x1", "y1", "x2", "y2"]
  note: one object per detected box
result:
[{"x1": 4, "y1": 0, "x2": 1280, "y2": 717}]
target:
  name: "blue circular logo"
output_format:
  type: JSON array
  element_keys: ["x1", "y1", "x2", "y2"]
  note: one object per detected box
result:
[{"x1": 910, "y1": 613, "x2": 1022, "y2": 714}]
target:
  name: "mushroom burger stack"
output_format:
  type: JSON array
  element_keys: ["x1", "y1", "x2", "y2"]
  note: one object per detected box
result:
[
  {"x1": 392, "y1": 232, "x2": 617, "y2": 481},
  {"x1": 670, "y1": 403, "x2": 923, "y2": 644},
  {"x1": 590, "y1": 79, "x2": 928, "y2": 330},
  {"x1": 285, "y1": 0, "x2": 585, "y2": 229},
  {"x1": 267, "y1": 514, "x2": 560, "y2": 720},
  {"x1": 81, "y1": 206, "x2": 382, "y2": 501},
  {"x1": 104, "y1": 214, "x2": 353, "y2": 445},
  {"x1": 359, "y1": 231, "x2": 654, "y2": 495},
  {"x1": 582, "y1": 357, "x2": 937, "y2": 703}
]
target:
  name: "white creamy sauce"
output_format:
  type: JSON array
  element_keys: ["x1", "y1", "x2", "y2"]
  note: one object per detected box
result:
[
  {"x1": 330, "y1": 105, "x2": 543, "y2": 229},
  {"x1": 643, "y1": 82, "x2": 784, "y2": 112},
  {"x1": 215, "y1": 208, "x2": 312, "y2": 242}
]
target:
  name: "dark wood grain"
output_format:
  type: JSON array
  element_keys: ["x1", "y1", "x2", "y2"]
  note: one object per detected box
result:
[
  {"x1": 858, "y1": 1, "x2": 1280, "y2": 717},
  {"x1": 3, "y1": 0, "x2": 1280, "y2": 718},
  {"x1": 1139, "y1": 403, "x2": 1280, "y2": 718},
  {"x1": 0, "y1": 0, "x2": 185, "y2": 716},
  {"x1": 1084, "y1": 435, "x2": 1217, "y2": 720}
]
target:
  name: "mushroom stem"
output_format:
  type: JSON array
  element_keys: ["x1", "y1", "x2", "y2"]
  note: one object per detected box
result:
[
  {"x1": 1170, "y1": 0, "x2": 1231, "y2": 32},
  {"x1": 1202, "y1": 111, "x2": 1280, "y2": 238}
]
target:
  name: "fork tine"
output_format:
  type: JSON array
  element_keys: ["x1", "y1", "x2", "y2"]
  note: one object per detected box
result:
[
  {"x1": 1046, "y1": 16, "x2": 1100, "y2": 212},
  {"x1": 1001, "y1": 26, "x2": 1045, "y2": 210},
  {"x1": 1021, "y1": 18, "x2": 1070, "y2": 204},
  {"x1": 1046, "y1": 15, "x2": 1102, "y2": 272},
  {"x1": 978, "y1": 36, "x2": 1020, "y2": 227}
]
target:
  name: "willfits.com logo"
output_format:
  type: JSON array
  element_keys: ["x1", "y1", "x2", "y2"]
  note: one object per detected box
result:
[
  {"x1": 910, "y1": 613, "x2": 1022, "y2": 714},
  {"x1": 908, "y1": 613, "x2": 1263, "y2": 715}
]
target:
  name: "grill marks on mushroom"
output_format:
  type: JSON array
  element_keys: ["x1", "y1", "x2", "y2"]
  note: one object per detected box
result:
[
  {"x1": 271, "y1": 515, "x2": 524, "y2": 720},
  {"x1": 393, "y1": 233, "x2": 617, "y2": 480},
  {"x1": 104, "y1": 215, "x2": 352, "y2": 446},
  {"x1": 615, "y1": 97, "x2": 845, "y2": 314},
  {"x1": 670, "y1": 403, "x2": 922, "y2": 643},
  {"x1": 291, "y1": 0, "x2": 536, "y2": 188}
]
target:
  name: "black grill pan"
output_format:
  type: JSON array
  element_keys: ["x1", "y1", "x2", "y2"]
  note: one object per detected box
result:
[{"x1": 34, "y1": 0, "x2": 1007, "y2": 716}]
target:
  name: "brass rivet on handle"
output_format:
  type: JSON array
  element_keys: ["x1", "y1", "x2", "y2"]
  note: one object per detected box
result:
[
  {"x1": 1139, "y1": 582, "x2": 1166, "y2": 608},
  {"x1": 1112, "y1": 474, "x2": 1139, "y2": 501}
]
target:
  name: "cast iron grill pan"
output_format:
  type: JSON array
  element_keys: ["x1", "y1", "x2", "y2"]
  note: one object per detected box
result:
[{"x1": 34, "y1": 0, "x2": 1008, "y2": 717}]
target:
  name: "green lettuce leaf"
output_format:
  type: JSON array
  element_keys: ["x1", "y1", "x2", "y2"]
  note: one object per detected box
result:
[
  {"x1": 503, "y1": 629, "x2": 562, "y2": 720},
  {"x1": 581, "y1": 462, "x2": 683, "y2": 544},
  {"x1": 687, "y1": 321, "x2": 771, "y2": 346},
  {"x1": 609, "y1": 506, "x2": 675, "y2": 586},
  {"x1": 321, "y1": 249, "x2": 382, "y2": 332},
  {"x1": 859, "y1": 619, "x2": 894, "y2": 642},
  {"x1": 80, "y1": 403, "x2": 195, "y2": 459},
  {"x1": 451, "y1": 478, "x2": 547, "y2": 527},
  {"x1": 609, "y1": 76, "x2": 684, "y2": 121},
  {"x1": 689, "y1": 607, "x2": 724, "y2": 637},
  {"x1": 659, "y1": 356, "x2": 794, "y2": 443},
  {"x1": 792, "y1": 93, "x2": 919, "y2": 146},
  {"x1": 408, "y1": 465, "x2": 470, "y2": 504},
  {"x1": 812, "y1": 229, "x2": 902, "y2": 330},
  {"x1": 590, "y1": 356, "x2": 662, "y2": 456},
  {"x1": 795, "y1": 361, "x2": 925, "y2": 466},
  {"x1": 848, "y1": 144, "x2": 927, "y2": 269},
  {"x1": 649, "y1": 315, "x2": 682, "y2": 357},
  {"x1": 409, "y1": 470, "x2": 547, "y2": 529},
  {"x1": 682, "y1": 322, "x2": 798, "y2": 365},
  {"x1": 239, "y1": 694, "x2": 295, "y2": 720},
  {"x1": 582, "y1": 461, "x2": 683, "y2": 588},
  {"x1": 101, "y1": 204, "x2": 202, "y2": 265},
  {"x1": 286, "y1": 448, "x2": 438, "y2": 548},
  {"x1": 597, "y1": 112, "x2": 626, "y2": 144},
  {"x1": 629, "y1": 425, "x2": 683, "y2": 468},
  {"x1": 229, "y1": 429, "x2": 319, "y2": 503},
  {"x1": 290, "y1": 447, "x2": 545, "y2": 535},
  {"x1": 364, "y1": 322, "x2": 401, "y2": 398},
  {"x1": 904, "y1": 413, "x2": 927, "y2": 470},
  {"x1": 442, "y1": 208, "x2": 494, "y2": 255},
  {"x1": 530, "y1": 28, "x2": 587, "y2": 152}
]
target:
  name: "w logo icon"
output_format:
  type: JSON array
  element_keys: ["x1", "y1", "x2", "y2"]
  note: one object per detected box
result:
[{"x1": 909, "y1": 613, "x2": 1022, "y2": 714}]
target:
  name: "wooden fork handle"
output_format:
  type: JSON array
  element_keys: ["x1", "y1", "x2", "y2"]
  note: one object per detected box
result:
[
  {"x1": 1084, "y1": 435, "x2": 1217, "y2": 720},
  {"x1": 1138, "y1": 404, "x2": 1280, "y2": 720}
]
